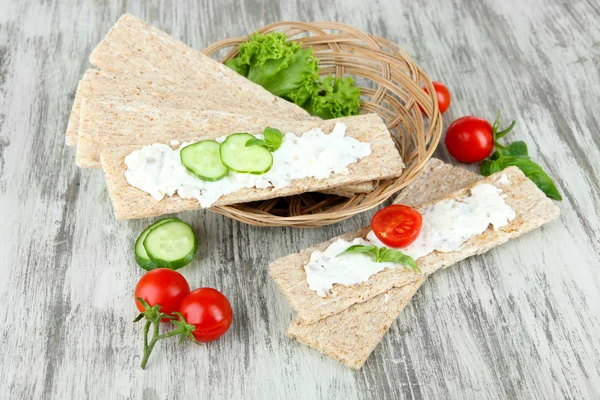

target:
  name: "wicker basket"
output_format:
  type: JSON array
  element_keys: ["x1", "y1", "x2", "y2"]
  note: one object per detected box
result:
[{"x1": 203, "y1": 22, "x2": 442, "y2": 228}]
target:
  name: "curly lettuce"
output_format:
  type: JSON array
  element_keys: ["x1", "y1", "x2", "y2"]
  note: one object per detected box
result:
[
  {"x1": 304, "y1": 76, "x2": 361, "y2": 119},
  {"x1": 225, "y1": 32, "x2": 320, "y2": 106},
  {"x1": 225, "y1": 32, "x2": 361, "y2": 119}
]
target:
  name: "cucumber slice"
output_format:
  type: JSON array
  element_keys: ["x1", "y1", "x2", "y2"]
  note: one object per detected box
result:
[
  {"x1": 180, "y1": 140, "x2": 228, "y2": 181},
  {"x1": 135, "y1": 218, "x2": 178, "y2": 271},
  {"x1": 220, "y1": 133, "x2": 273, "y2": 174},
  {"x1": 143, "y1": 220, "x2": 197, "y2": 270}
]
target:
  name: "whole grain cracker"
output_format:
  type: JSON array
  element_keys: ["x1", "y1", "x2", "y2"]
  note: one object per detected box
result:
[
  {"x1": 66, "y1": 69, "x2": 314, "y2": 146},
  {"x1": 270, "y1": 166, "x2": 561, "y2": 323},
  {"x1": 99, "y1": 113, "x2": 403, "y2": 219},
  {"x1": 89, "y1": 15, "x2": 310, "y2": 116},
  {"x1": 285, "y1": 158, "x2": 482, "y2": 369}
]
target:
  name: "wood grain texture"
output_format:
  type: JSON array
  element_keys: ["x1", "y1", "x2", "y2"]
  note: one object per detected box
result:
[{"x1": 0, "y1": 0, "x2": 598, "y2": 399}]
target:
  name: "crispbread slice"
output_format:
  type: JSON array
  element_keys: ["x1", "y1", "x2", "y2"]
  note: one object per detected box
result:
[
  {"x1": 270, "y1": 166, "x2": 561, "y2": 324},
  {"x1": 319, "y1": 181, "x2": 376, "y2": 197},
  {"x1": 286, "y1": 158, "x2": 482, "y2": 369},
  {"x1": 76, "y1": 96, "x2": 318, "y2": 168},
  {"x1": 89, "y1": 14, "x2": 309, "y2": 116},
  {"x1": 99, "y1": 113, "x2": 404, "y2": 219},
  {"x1": 288, "y1": 280, "x2": 425, "y2": 369},
  {"x1": 66, "y1": 69, "x2": 315, "y2": 147},
  {"x1": 76, "y1": 99, "x2": 376, "y2": 195}
]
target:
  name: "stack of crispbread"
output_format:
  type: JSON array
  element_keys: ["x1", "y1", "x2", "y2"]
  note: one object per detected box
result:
[
  {"x1": 65, "y1": 14, "x2": 400, "y2": 215},
  {"x1": 269, "y1": 158, "x2": 560, "y2": 369}
]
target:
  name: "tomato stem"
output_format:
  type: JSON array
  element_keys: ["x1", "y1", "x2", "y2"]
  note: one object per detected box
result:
[
  {"x1": 136, "y1": 306, "x2": 197, "y2": 369},
  {"x1": 140, "y1": 319, "x2": 161, "y2": 369},
  {"x1": 143, "y1": 320, "x2": 151, "y2": 350},
  {"x1": 491, "y1": 112, "x2": 516, "y2": 149}
]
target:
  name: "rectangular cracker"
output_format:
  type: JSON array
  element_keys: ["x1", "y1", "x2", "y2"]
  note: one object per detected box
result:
[
  {"x1": 286, "y1": 158, "x2": 482, "y2": 369},
  {"x1": 66, "y1": 69, "x2": 315, "y2": 146},
  {"x1": 89, "y1": 14, "x2": 309, "y2": 114},
  {"x1": 99, "y1": 113, "x2": 404, "y2": 219},
  {"x1": 76, "y1": 99, "x2": 376, "y2": 195},
  {"x1": 76, "y1": 96, "x2": 319, "y2": 168},
  {"x1": 288, "y1": 280, "x2": 425, "y2": 369},
  {"x1": 270, "y1": 166, "x2": 561, "y2": 324},
  {"x1": 70, "y1": 74, "x2": 370, "y2": 194}
]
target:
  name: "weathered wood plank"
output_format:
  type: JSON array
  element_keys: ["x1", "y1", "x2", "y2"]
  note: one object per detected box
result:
[{"x1": 0, "y1": 0, "x2": 598, "y2": 399}]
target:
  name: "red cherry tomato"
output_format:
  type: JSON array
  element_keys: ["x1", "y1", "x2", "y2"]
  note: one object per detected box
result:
[
  {"x1": 445, "y1": 116, "x2": 494, "y2": 163},
  {"x1": 135, "y1": 269, "x2": 190, "y2": 320},
  {"x1": 371, "y1": 204, "x2": 423, "y2": 248},
  {"x1": 179, "y1": 288, "x2": 233, "y2": 343},
  {"x1": 422, "y1": 81, "x2": 451, "y2": 114}
]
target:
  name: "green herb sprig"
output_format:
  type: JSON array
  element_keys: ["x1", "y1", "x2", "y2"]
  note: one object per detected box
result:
[
  {"x1": 338, "y1": 244, "x2": 421, "y2": 273},
  {"x1": 245, "y1": 127, "x2": 283, "y2": 152},
  {"x1": 480, "y1": 115, "x2": 562, "y2": 201}
]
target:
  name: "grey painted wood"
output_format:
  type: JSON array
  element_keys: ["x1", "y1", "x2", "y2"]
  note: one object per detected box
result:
[{"x1": 0, "y1": 0, "x2": 599, "y2": 399}]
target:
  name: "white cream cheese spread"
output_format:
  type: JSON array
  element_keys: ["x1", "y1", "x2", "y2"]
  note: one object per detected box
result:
[
  {"x1": 123, "y1": 123, "x2": 371, "y2": 208},
  {"x1": 305, "y1": 183, "x2": 516, "y2": 296}
]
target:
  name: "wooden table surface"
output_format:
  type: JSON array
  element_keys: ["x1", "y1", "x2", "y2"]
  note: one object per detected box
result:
[{"x1": 1, "y1": 0, "x2": 599, "y2": 399}]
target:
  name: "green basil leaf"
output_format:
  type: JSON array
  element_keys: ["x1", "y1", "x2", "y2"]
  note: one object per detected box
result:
[
  {"x1": 338, "y1": 244, "x2": 378, "y2": 258},
  {"x1": 245, "y1": 138, "x2": 268, "y2": 148},
  {"x1": 490, "y1": 156, "x2": 562, "y2": 200},
  {"x1": 263, "y1": 127, "x2": 283, "y2": 152},
  {"x1": 376, "y1": 247, "x2": 420, "y2": 272},
  {"x1": 510, "y1": 158, "x2": 562, "y2": 201},
  {"x1": 496, "y1": 141, "x2": 529, "y2": 158},
  {"x1": 480, "y1": 159, "x2": 493, "y2": 176}
]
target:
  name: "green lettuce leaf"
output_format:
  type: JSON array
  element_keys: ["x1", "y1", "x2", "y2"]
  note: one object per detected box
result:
[
  {"x1": 225, "y1": 33, "x2": 361, "y2": 119},
  {"x1": 304, "y1": 76, "x2": 361, "y2": 119},
  {"x1": 225, "y1": 32, "x2": 320, "y2": 105}
]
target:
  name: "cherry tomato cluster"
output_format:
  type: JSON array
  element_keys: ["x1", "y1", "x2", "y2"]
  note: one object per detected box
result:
[
  {"x1": 134, "y1": 269, "x2": 232, "y2": 368},
  {"x1": 422, "y1": 81, "x2": 514, "y2": 164}
]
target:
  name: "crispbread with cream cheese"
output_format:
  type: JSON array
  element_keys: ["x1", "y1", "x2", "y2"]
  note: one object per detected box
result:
[
  {"x1": 285, "y1": 158, "x2": 481, "y2": 369},
  {"x1": 99, "y1": 113, "x2": 403, "y2": 219},
  {"x1": 77, "y1": 99, "x2": 375, "y2": 195},
  {"x1": 270, "y1": 166, "x2": 560, "y2": 324},
  {"x1": 76, "y1": 96, "x2": 319, "y2": 169}
]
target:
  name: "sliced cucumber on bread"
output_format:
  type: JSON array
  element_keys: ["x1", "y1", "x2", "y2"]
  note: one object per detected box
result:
[
  {"x1": 180, "y1": 140, "x2": 229, "y2": 181},
  {"x1": 220, "y1": 133, "x2": 273, "y2": 174}
]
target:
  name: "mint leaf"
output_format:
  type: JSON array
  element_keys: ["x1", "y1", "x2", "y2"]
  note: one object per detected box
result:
[
  {"x1": 244, "y1": 128, "x2": 283, "y2": 152},
  {"x1": 245, "y1": 138, "x2": 267, "y2": 148},
  {"x1": 376, "y1": 248, "x2": 420, "y2": 272},
  {"x1": 263, "y1": 127, "x2": 283, "y2": 151},
  {"x1": 338, "y1": 244, "x2": 420, "y2": 272}
]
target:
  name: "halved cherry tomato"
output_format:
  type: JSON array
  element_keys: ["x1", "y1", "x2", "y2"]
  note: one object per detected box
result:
[
  {"x1": 422, "y1": 81, "x2": 451, "y2": 114},
  {"x1": 371, "y1": 204, "x2": 423, "y2": 248},
  {"x1": 134, "y1": 268, "x2": 190, "y2": 320},
  {"x1": 179, "y1": 288, "x2": 233, "y2": 343}
]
